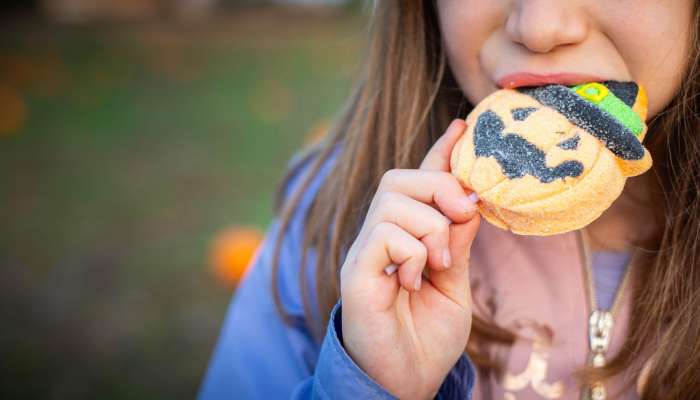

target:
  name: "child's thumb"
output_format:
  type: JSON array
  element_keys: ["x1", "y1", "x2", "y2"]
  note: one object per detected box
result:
[{"x1": 429, "y1": 214, "x2": 481, "y2": 309}]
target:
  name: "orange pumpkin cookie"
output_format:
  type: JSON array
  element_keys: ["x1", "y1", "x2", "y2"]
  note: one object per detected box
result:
[{"x1": 450, "y1": 81, "x2": 651, "y2": 236}]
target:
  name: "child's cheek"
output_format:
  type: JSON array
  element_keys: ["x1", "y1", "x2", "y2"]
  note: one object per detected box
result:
[
  {"x1": 437, "y1": 0, "x2": 507, "y2": 102},
  {"x1": 597, "y1": 1, "x2": 693, "y2": 117}
]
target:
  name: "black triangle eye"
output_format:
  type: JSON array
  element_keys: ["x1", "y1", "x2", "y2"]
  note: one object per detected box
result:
[
  {"x1": 511, "y1": 107, "x2": 538, "y2": 121},
  {"x1": 557, "y1": 134, "x2": 581, "y2": 150}
]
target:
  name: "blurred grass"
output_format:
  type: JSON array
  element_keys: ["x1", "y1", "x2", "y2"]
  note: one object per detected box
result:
[{"x1": 0, "y1": 7, "x2": 364, "y2": 399}]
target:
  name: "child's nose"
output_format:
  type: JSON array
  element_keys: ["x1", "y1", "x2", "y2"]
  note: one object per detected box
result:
[{"x1": 505, "y1": 0, "x2": 589, "y2": 54}]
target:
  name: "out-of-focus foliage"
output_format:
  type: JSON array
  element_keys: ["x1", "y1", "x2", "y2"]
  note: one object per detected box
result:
[{"x1": 0, "y1": 5, "x2": 363, "y2": 399}]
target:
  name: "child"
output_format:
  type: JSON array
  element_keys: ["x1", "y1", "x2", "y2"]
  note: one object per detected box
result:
[{"x1": 200, "y1": 1, "x2": 700, "y2": 399}]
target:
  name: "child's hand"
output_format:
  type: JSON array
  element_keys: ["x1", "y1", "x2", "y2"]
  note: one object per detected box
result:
[{"x1": 339, "y1": 119, "x2": 480, "y2": 400}]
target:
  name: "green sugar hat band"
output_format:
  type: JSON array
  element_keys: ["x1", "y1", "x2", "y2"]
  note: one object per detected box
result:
[{"x1": 570, "y1": 82, "x2": 644, "y2": 137}]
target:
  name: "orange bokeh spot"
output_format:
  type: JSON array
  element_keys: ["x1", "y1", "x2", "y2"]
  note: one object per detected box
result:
[
  {"x1": 0, "y1": 84, "x2": 27, "y2": 136},
  {"x1": 209, "y1": 226, "x2": 264, "y2": 286}
]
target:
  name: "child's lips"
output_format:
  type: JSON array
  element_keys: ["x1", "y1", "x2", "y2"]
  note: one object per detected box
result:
[{"x1": 496, "y1": 72, "x2": 607, "y2": 89}]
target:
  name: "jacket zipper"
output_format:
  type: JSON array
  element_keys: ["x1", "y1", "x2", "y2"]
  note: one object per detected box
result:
[{"x1": 576, "y1": 228, "x2": 634, "y2": 400}]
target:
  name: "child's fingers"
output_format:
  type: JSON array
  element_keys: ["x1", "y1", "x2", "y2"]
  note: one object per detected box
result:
[
  {"x1": 363, "y1": 191, "x2": 452, "y2": 272},
  {"x1": 376, "y1": 169, "x2": 479, "y2": 225},
  {"x1": 429, "y1": 214, "x2": 481, "y2": 310},
  {"x1": 419, "y1": 118, "x2": 467, "y2": 172},
  {"x1": 349, "y1": 222, "x2": 428, "y2": 310}
]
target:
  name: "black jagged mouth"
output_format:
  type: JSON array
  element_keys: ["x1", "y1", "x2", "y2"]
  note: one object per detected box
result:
[{"x1": 473, "y1": 109, "x2": 584, "y2": 184}]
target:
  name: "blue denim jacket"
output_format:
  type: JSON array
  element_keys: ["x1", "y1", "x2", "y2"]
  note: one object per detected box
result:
[{"x1": 198, "y1": 146, "x2": 476, "y2": 399}]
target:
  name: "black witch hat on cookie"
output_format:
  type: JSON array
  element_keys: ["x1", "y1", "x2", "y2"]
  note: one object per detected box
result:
[{"x1": 519, "y1": 81, "x2": 652, "y2": 176}]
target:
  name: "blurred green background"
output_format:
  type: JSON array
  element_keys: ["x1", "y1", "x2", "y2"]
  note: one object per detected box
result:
[{"x1": 0, "y1": 2, "x2": 364, "y2": 398}]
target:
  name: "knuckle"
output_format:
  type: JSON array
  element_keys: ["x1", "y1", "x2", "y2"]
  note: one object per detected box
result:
[
  {"x1": 423, "y1": 205, "x2": 450, "y2": 234},
  {"x1": 370, "y1": 221, "x2": 395, "y2": 240},
  {"x1": 437, "y1": 170, "x2": 459, "y2": 188},
  {"x1": 434, "y1": 214, "x2": 451, "y2": 233},
  {"x1": 413, "y1": 241, "x2": 428, "y2": 261},
  {"x1": 379, "y1": 168, "x2": 400, "y2": 189},
  {"x1": 376, "y1": 191, "x2": 400, "y2": 212}
]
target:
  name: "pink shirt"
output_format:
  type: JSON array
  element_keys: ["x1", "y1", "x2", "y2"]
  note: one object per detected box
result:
[{"x1": 469, "y1": 219, "x2": 649, "y2": 399}]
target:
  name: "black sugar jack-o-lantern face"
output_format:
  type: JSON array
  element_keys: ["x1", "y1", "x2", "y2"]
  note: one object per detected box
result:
[
  {"x1": 450, "y1": 81, "x2": 652, "y2": 235},
  {"x1": 473, "y1": 108, "x2": 585, "y2": 184}
]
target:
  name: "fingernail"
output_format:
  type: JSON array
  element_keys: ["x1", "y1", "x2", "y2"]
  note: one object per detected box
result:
[
  {"x1": 460, "y1": 195, "x2": 477, "y2": 213},
  {"x1": 384, "y1": 264, "x2": 398, "y2": 275},
  {"x1": 468, "y1": 192, "x2": 480, "y2": 204},
  {"x1": 442, "y1": 248, "x2": 451, "y2": 269},
  {"x1": 414, "y1": 274, "x2": 422, "y2": 291}
]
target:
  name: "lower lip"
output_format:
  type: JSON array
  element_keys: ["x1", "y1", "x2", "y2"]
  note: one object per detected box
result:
[{"x1": 497, "y1": 73, "x2": 606, "y2": 89}]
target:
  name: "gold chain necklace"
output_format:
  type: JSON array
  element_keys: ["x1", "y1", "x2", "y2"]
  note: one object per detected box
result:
[{"x1": 576, "y1": 228, "x2": 635, "y2": 400}]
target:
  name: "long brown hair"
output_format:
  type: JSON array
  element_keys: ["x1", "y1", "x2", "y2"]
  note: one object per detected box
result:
[{"x1": 270, "y1": 2, "x2": 700, "y2": 398}]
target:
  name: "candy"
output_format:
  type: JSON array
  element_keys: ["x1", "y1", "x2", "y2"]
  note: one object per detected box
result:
[{"x1": 450, "y1": 81, "x2": 652, "y2": 236}]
